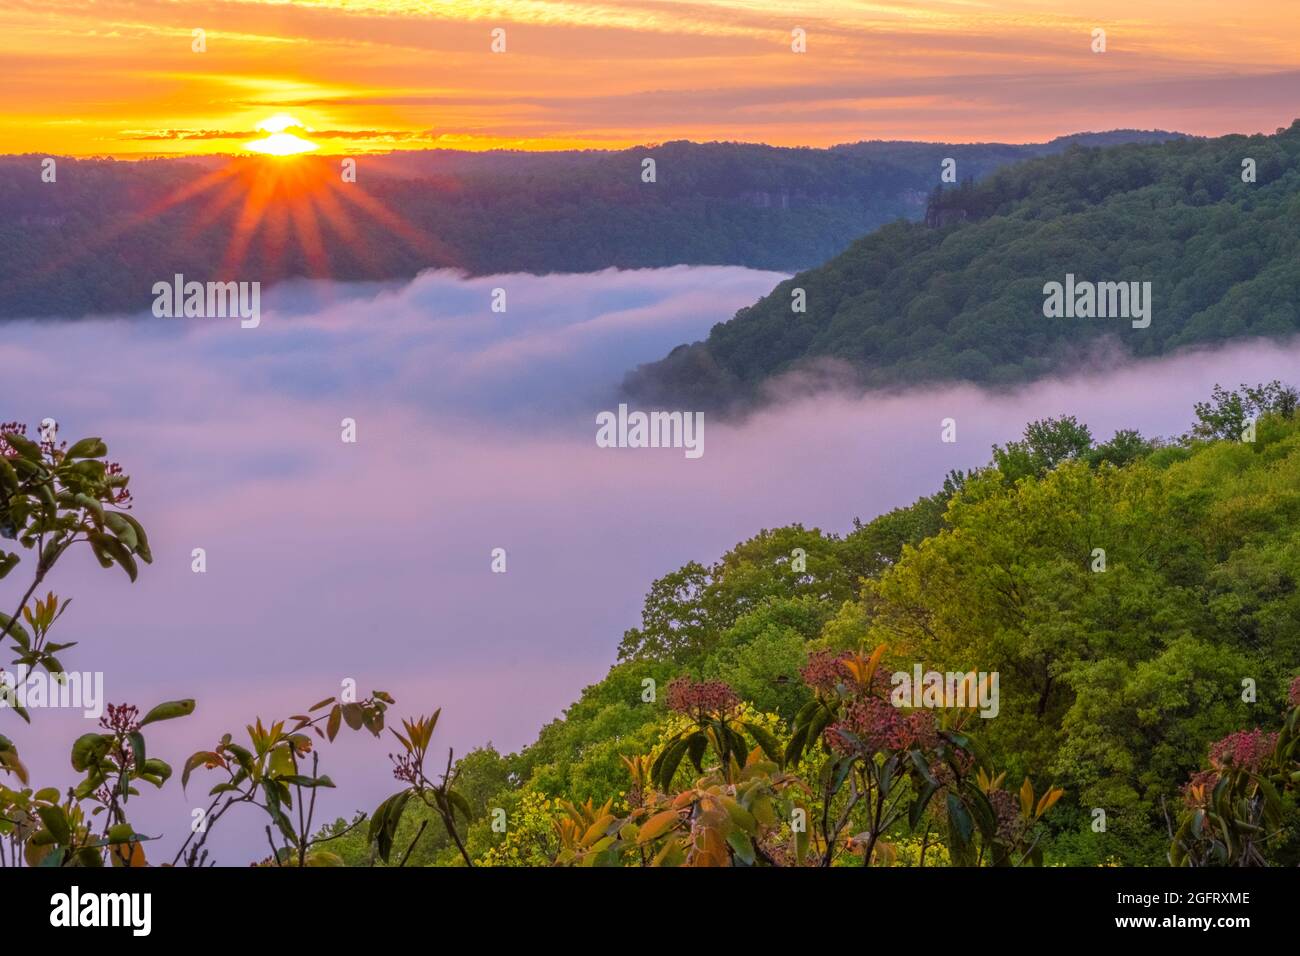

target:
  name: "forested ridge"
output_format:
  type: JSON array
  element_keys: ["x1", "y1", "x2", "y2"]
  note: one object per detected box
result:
[
  {"x1": 625, "y1": 121, "x2": 1300, "y2": 409},
  {"x1": 0, "y1": 132, "x2": 1176, "y2": 319},
  {"x1": 312, "y1": 383, "x2": 1300, "y2": 866}
]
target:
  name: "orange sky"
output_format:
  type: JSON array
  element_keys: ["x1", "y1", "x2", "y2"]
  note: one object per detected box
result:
[{"x1": 2, "y1": 0, "x2": 1298, "y2": 156}]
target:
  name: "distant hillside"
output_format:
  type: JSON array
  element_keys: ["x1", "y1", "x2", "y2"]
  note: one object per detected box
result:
[
  {"x1": 624, "y1": 123, "x2": 1300, "y2": 410},
  {"x1": 0, "y1": 132, "x2": 1178, "y2": 319}
]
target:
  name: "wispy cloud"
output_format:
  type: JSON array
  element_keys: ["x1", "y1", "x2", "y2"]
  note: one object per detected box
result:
[{"x1": 2, "y1": 0, "x2": 1297, "y2": 155}]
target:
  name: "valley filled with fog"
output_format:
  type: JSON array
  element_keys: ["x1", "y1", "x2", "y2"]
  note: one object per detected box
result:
[{"x1": 2, "y1": 265, "x2": 1296, "y2": 862}]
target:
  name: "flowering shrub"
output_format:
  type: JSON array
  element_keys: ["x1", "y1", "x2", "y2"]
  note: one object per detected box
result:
[
  {"x1": 665, "y1": 677, "x2": 741, "y2": 719},
  {"x1": 4, "y1": 696, "x2": 193, "y2": 867},
  {"x1": 649, "y1": 677, "x2": 783, "y2": 791},
  {"x1": 366, "y1": 711, "x2": 476, "y2": 867},
  {"x1": 0, "y1": 426, "x2": 184, "y2": 867},
  {"x1": 1170, "y1": 682, "x2": 1300, "y2": 867},
  {"x1": 500, "y1": 647, "x2": 1065, "y2": 867},
  {"x1": 1208, "y1": 729, "x2": 1278, "y2": 773},
  {"x1": 783, "y1": 645, "x2": 1061, "y2": 867}
]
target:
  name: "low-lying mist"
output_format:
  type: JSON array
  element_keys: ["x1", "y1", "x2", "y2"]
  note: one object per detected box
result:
[{"x1": 2, "y1": 264, "x2": 1297, "y2": 863}]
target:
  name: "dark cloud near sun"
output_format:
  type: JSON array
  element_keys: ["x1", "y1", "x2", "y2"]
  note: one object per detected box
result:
[{"x1": 122, "y1": 127, "x2": 422, "y2": 142}]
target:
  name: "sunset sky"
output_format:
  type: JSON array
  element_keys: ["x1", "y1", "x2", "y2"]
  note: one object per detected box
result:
[{"x1": 2, "y1": 0, "x2": 1299, "y2": 156}]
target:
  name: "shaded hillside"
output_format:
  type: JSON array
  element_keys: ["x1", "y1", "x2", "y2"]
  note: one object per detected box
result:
[
  {"x1": 624, "y1": 123, "x2": 1300, "y2": 410},
  {"x1": 0, "y1": 133, "x2": 1176, "y2": 319}
]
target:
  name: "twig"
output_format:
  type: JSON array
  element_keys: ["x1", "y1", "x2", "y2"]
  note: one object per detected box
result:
[
  {"x1": 264, "y1": 826, "x2": 281, "y2": 866},
  {"x1": 398, "y1": 820, "x2": 429, "y2": 868}
]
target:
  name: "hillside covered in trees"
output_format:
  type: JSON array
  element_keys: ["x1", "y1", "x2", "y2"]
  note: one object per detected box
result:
[
  {"x1": 624, "y1": 122, "x2": 1300, "y2": 410},
  {"x1": 4, "y1": 386, "x2": 1298, "y2": 868},
  {"x1": 0, "y1": 132, "x2": 1176, "y2": 320},
  {"x1": 316, "y1": 383, "x2": 1300, "y2": 867}
]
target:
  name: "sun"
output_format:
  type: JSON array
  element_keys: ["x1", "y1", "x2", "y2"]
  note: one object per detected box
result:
[{"x1": 246, "y1": 114, "x2": 319, "y2": 156}]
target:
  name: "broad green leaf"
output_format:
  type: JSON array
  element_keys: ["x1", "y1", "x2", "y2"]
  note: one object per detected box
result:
[
  {"x1": 726, "y1": 828, "x2": 755, "y2": 865},
  {"x1": 139, "y1": 759, "x2": 171, "y2": 785},
  {"x1": 37, "y1": 805, "x2": 71, "y2": 845},
  {"x1": 65, "y1": 438, "x2": 107, "y2": 460},
  {"x1": 720, "y1": 795, "x2": 756, "y2": 835},
  {"x1": 139, "y1": 699, "x2": 195, "y2": 726},
  {"x1": 70, "y1": 732, "x2": 112, "y2": 772}
]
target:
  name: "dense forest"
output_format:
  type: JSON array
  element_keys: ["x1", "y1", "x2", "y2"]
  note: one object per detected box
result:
[
  {"x1": 297, "y1": 381, "x2": 1296, "y2": 867},
  {"x1": 625, "y1": 121, "x2": 1300, "y2": 410},
  {"x1": 0, "y1": 132, "x2": 1177, "y2": 320}
]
